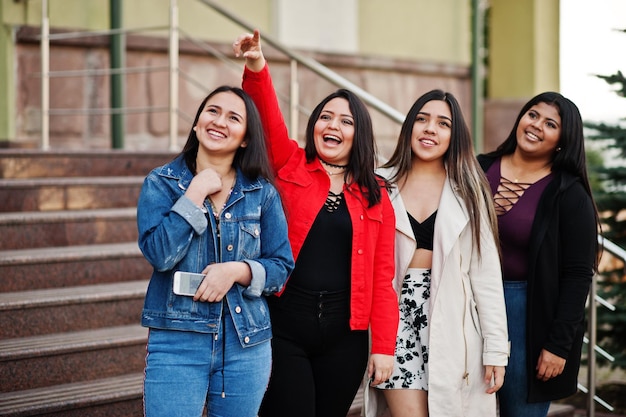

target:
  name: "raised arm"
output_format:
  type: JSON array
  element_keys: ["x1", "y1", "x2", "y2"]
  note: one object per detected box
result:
[{"x1": 234, "y1": 30, "x2": 299, "y2": 170}]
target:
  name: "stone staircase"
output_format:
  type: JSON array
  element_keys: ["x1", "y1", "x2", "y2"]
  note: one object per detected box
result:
[
  {"x1": 0, "y1": 149, "x2": 579, "y2": 417},
  {"x1": 0, "y1": 150, "x2": 175, "y2": 417}
]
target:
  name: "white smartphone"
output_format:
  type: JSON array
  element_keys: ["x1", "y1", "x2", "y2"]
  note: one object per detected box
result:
[{"x1": 173, "y1": 271, "x2": 206, "y2": 296}]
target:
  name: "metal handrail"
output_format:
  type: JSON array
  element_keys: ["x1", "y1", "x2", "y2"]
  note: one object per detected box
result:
[
  {"x1": 197, "y1": 0, "x2": 406, "y2": 125},
  {"x1": 45, "y1": 25, "x2": 170, "y2": 41},
  {"x1": 37, "y1": 0, "x2": 406, "y2": 149},
  {"x1": 36, "y1": 0, "x2": 179, "y2": 149},
  {"x1": 34, "y1": 66, "x2": 170, "y2": 78},
  {"x1": 583, "y1": 235, "x2": 622, "y2": 416},
  {"x1": 47, "y1": 106, "x2": 169, "y2": 115}
]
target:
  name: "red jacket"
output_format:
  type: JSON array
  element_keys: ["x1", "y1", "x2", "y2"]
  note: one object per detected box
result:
[{"x1": 242, "y1": 64, "x2": 398, "y2": 355}]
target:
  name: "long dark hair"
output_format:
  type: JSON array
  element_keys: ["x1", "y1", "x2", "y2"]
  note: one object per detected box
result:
[
  {"x1": 487, "y1": 92, "x2": 591, "y2": 191},
  {"x1": 304, "y1": 89, "x2": 381, "y2": 207},
  {"x1": 485, "y1": 91, "x2": 601, "y2": 269},
  {"x1": 383, "y1": 89, "x2": 498, "y2": 256},
  {"x1": 181, "y1": 85, "x2": 274, "y2": 182}
]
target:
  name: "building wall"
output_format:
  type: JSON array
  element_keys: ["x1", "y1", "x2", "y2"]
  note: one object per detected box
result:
[
  {"x1": 484, "y1": 0, "x2": 560, "y2": 151},
  {"x1": 489, "y1": 0, "x2": 559, "y2": 98},
  {"x1": 0, "y1": 0, "x2": 561, "y2": 154},
  {"x1": 12, "y1": 26, "x2": 470, "y2": 157},
  {"x1": 359, "y1": 0, "x2": 471, "y2": 65},
  {"x1": 0, "y1": 3, "x2": 15, "y2": 144}
]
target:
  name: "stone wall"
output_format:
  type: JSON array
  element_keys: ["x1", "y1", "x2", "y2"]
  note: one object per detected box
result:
[{"x1": 9, "y1": 26, "x2": 524, "y2": 160}]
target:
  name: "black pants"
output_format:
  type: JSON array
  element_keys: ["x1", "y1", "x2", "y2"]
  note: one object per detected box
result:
[{"x1": 259, "y1": 285, "x2": 368, "y2": 417}]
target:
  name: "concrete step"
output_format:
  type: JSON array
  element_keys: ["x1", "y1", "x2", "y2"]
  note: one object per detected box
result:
[
  {"x1": 0, "y1": 149, "x2": 175, "y2": 179},
  {"x1": 547, "y1": 404, "x2": 576, "y2": 416},
  {"x1": 0, "y1": 325, "x2": 147, "y2": 393},
  {"x1": 0, "y1": 373, "x2": 143, "y2": 417},
  {"x1": 0, "y1": 242, "x2": 152, "y2": 292},
  {"x1": 0, "y1": 208, "x2": 137, "y2": 250},
  {"x1": 0, "y1": 280, "x2": 147, "y2": 338},
  {"x1": 0, "y1": 150, "x2": 166, "y2": 417},
  {"x1": 0, "y1": 176, "x2": 144, "y2": 212}
]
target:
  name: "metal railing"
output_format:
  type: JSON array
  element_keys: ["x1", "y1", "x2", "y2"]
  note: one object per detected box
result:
[
  {"x1": 37, "y1": 0, "x2": 176, "y2": 150},
  {"x1": 32, "y1": 1, "x2": 624, "y2": 415},
  {"x1": 584, "y1": 237, "x2": 624, "y2": 416},
  {"x1": 36, "y1": 0, "x2": 405, "y2": 151}
]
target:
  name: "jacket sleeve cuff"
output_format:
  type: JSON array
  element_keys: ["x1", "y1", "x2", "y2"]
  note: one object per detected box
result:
[
  {"x1": 172, "y1": 195, "x2": 207, "y2": 235},
  {"x1": 243, "y1": 62, "x2": 269, "y2": 81},
  {"x1": 482, "y1": 338, "x2": 510, "y2": 366},
  {"x1": 242, "y1": 259, "x2": 266, "y2": 298}
]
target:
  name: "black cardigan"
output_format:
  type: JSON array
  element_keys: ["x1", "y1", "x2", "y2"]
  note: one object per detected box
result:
[{"x1": 478, "y1": 154, "x2": 596, "y2": 402}]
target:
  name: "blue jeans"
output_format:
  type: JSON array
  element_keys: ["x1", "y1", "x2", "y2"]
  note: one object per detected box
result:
[
  {"x1": 498, "y1": 281, "x2": 550, "y2": 417},
  {"x1": 143, "y1": 307, "x2": 272, "y2": 417}
]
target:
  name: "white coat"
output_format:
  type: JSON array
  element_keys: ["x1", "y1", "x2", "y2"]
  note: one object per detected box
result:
[{"x1": 364, "y1": 167, "x2": 509, "y2": 417}]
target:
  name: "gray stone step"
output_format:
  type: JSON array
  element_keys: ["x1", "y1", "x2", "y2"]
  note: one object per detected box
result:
[
  {"x1": 0, "y1": 150, "x2": 163, "y2": 417},
  {"x1": 0, "y1": 208, "x2": 137, "y2": 250},
  {"x1": 0, "y1": 373, "x2": 144, "y2": 417},
  {"x1": 0, "y1": 242, "x2": 152, "y2": 292},
  {"x1": 0, "y1": 149, "x2": 175, "y2": 179},
  {"x1": 0, "y1": 176, "x2": 144, "y2": 212},
  {"x1": 0, "y1": 325, "x2": 147, "y2": 393},
  {"x1": 0, "y1": 280, "x2": 148, "y2": 338}
]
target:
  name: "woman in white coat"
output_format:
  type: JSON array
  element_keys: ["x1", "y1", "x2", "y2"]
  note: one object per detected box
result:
[{"x1": 365, "y1": 89, "x2": 509, "y2": 417}]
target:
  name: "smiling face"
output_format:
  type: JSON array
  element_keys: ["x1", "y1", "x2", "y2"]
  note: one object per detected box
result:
[
  {"x1": 410, "y1": 100, "x2": 452, "y2": 163},
  {"x1": 312, "y1": 97, "x2": 354, "y2": 166},
  {"x1": 515, "y1": 102, "x2": 561, "y2": 160},
  {"x1": 193, "y1": 91, "x2": 248, "y2": 159}
]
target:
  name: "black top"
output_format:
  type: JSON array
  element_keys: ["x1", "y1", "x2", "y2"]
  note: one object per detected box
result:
[
  {"x1": 407, "y1": 210, "x2": 436, "y2": 251},
  {"x1": 288, "y1": 194, "x2": 352, "y2": 292}
]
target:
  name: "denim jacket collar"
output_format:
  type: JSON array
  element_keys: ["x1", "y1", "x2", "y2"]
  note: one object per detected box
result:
[{"x1": 156, "y1": 154, "x2": 264, "y2": 194}]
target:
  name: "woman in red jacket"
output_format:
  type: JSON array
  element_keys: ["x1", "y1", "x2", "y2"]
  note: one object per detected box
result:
[{"x1": 233, "y1": 30, "x2": 398, "y2": 417}]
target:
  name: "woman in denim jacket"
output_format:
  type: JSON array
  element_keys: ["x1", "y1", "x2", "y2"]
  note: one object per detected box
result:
[{"x1": 137, "y1": 85, "x2": 294, "y2": 417}]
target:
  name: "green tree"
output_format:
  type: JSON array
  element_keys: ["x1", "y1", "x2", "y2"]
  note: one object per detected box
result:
[{"x1": 584, "y1": 29, "x2": 626, "y2": 369}]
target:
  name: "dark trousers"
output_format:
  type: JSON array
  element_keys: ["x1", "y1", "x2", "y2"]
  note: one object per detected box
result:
[{"x1": 259, "y1": 285, "x2": 368, "y2": 417}]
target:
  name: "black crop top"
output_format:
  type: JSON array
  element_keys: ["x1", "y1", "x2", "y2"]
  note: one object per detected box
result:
[{"x1": 407, "y1": 210, "x2": 437, "y2": 251}]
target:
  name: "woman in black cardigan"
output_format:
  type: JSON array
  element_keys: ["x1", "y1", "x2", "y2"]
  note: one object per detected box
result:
[{"x1": 477, "y1": 92, "x2": 601, "y2": 417}]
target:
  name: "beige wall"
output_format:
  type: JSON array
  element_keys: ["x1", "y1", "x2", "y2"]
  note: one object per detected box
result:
[
  {"x1": 0, "y1": 4, "x2": 14, "y2": 142},
  {"x1": 273, "y1": 0, "x2": 472, "y2": 65},
  {"x1": 489, "y1": 0, "x2": 559, "y2": 98},
  {"x1": 484, "y1": 0, "x2": 560, "y2": 151},
  {"x1": 1, "y1": 0, "x2": 469, "y2": 65},
  {"x1": 2, "y1": 0, "x2": 108, "y2": 28},
  {"x1": 1, "y1": 0, "x2": 273, "y2": 40},
  {"x1": 274, "y1": 0, "x2": 358, "y2": 53},
  {"x1": 359, "y1": 0, "x2": 471, "y2": 65}
]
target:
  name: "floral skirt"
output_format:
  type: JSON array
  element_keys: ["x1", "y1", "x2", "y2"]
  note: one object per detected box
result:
[{"x1": 376, "y1": 268, "x2": 430, "y2": 390}]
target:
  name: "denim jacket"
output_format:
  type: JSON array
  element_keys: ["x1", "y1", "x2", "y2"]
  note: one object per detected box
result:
[{"x1": 137, "y1": 155, "x2": 294, "y2": 347}]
